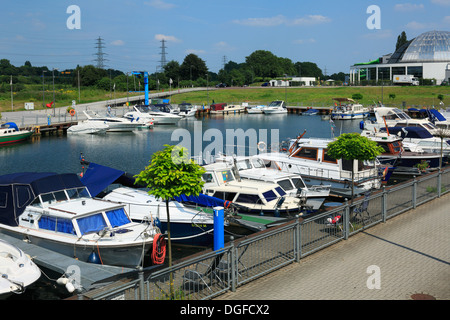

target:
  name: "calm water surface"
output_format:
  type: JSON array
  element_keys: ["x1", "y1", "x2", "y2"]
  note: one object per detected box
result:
[{"x1": 1, "y1": 113, "x2": 362, "y2": 300}]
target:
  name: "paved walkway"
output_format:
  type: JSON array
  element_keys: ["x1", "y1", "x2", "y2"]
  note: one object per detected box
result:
[{"x1": 217, "y1": 193, "x2": 450, "y2": 300}]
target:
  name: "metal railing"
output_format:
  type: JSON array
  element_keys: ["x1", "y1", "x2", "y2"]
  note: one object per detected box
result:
[{"x1": 78, "y1": 168, "x2": 450, "y2": 300}]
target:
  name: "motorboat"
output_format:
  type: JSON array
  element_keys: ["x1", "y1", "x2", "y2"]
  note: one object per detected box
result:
[
  {"x1": 378, "y1": 126, "x2": 450, "y2": 156},
  {"x1": 364, "y1": 106, "x2": 439, "y2": 135},
  {"x1": 209, "y1": 103, "x2": 246, "y2": 115},
  {"x1": 246, "y1": 105, "x2": 266, "y2": 114},
  {"x1": 201, "y1": 162, "x2": 305, "y2": 216},
  {"x1": 79, "y1": 161, "x2": 217, "y2": 247},
  {"x1": 152, "y1": 103, "x2": 180, "y2": 115},
  {"x1": 0, "y1": 172, "x2": 161, "y2": 268},
  {"x1": 0, "y1": 122, "x2": 33, "y2": 145},
  {"x1": 83, "y1": 110, "x2": 150, "y2": 132},
  {"x1": 215, "y1": 155, "x2": 330, "y2": 211},
  {"x1": 123, "y1": 105, "x2": 181, "y2": 125},
  {"x1": 177, "y1": 102, "x2": 198, "y2": 117},
  {"x1": 262, "y1": 100, "x2": 287, "y2": 114},
  {"x1": 255, "y1": 132, "x2": 381, "y2": 197},
  {"x1": 0, "y1": 238, "x2": 41, "y2": 299},
  {"x1": 302, "y1": 109, "x2": 319, "y2": 116},
  {"x1": 331, "y1": 98, "x2": 370, "y2": 120},
  {"x1": 67, "y1": 121, "x2": 109, "y2": 134},
  {"x1": 361, "y1": 128, "x2": 444, "y2": 173}
]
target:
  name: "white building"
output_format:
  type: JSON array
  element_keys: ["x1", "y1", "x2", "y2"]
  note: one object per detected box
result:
[
  {"x1": 269, "y1": 77, "x2": 316, "y2": 87},
  {"x1": 350, "y1": 30, "x2": 450, "y2": 85}
]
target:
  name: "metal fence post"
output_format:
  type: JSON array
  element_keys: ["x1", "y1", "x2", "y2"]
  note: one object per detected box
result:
[
  {"x1": 412, "y1": 176, "x2": 417, "y2": 209},
  {"x1": 344, "y1": 199, "x2": 349, "y2": 240},
  {"x1": 230, "y1": 238, "x2": 237, "y2": 292},
  {"x1": 138, "y1": 266, "x2": 145, "y2": 300},
  {"x1": 382, "y1": 186, "x2": 387, "y2": 222},
  {"x1": 438, "y1": 170, "x2": 442, "y2": 198},
  {"x1": 295, "y1": 218, "x2": 301, "y2": 262}
]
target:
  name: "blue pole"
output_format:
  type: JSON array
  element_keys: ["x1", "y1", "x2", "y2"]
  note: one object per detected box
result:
[
  {"x1": 213, "y1": 206, "x2": 224, "y2": 251},
  {"x1": 144, "y1": 72, "x2": 149, "y2": 105}
]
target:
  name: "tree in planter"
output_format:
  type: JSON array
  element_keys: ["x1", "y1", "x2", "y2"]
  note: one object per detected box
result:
[
  {"x1": 134, "y1": 144, "x2": 205, "y2": 297},
  {"x1": 327, "y1": 133, "x2": 384, "y2": 202}
]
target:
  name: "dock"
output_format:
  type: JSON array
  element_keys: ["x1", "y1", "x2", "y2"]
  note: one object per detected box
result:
[{"x1": 0, "y1": 233, "x2": 134, "y2": 291}]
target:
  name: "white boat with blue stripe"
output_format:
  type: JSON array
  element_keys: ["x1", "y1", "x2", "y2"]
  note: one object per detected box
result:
[{"x1": 331, "y1": 98, "x2": 370, "y2": 120}]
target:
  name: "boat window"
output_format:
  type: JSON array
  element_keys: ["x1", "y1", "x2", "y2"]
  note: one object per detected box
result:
[
  {"x1": 262, "y1": 190, "x2": 278, "y2": 202},
  {"x1": 105, "y1": 208, "x2": 130, "y2": 228},
  {"x1": 67, "y1": 187, "x2": 89, "y2": 199},
  {"x1": 323, "y1": 149, "x2": 338, "y2": 164},
  {"x1": 392, "y1": 141, "x2": 402, "y2": 152},
  {"x1": 342, "y1": 159, "x2": 354, "y2": 172},
  {"x1": 236, "y1": 160, "x2": 252, "y2": 170},
  {"x1": 278, "y1": 179, "x2": 294, "y2": 191},
  {"x1": 423, "y1": 123, "x2": 437, "y2": 130},
  {"x1": 275, "y1": 187, "x2": 286, "y2": 197},
  {"x1": 77, "y1": 213, "x2": 108, "y2": 235},
  {"x1": 292, "y1": 147, "x2": 317, "y2": 160},
  {"x1": 38, "y1": 216, "x2": 75, "y2": 235},
  {"x1": 221, "y1": 170, "x2": 235, "y2": 183},
  {"x1": 378, "y1": 142, "x2": 391, "y2": 153},
  {"x1": 251, "y1": 158, "x2": 266, "y2": 168},
  {"x1": 291, "y1": 178, "x2": 306, "y2": 189},
  {"x1": 235, "y1": 193, "x2": 261, "y2": 204},
  {"x1": 202, "y1": 173, "x2": 214, "y2": 183},
  {"x1": 15, "y1": 186, "x2": 32, "y2": 208},
  {"x1": 0, "y1": 192, "x2": 7, "y2": 208},
  {"x1": 212, "y1": 191, "x2": 237, "y2": 201}
]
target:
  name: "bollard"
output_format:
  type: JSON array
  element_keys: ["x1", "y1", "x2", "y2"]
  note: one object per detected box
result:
[{"x1": 213, "y1": 206, "x2": 224, "y2": 251}]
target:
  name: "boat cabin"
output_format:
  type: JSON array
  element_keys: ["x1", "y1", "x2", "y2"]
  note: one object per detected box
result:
[{"x1": 210, "y1": 103, "x2": 227, "y2": 112}]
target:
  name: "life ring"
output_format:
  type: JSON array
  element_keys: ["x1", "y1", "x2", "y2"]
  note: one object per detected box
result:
[
  {"x1": 69, "y1": 109, "x2": 76, "y2": 116},
  {"x1": 151, "y1": 233, "x2": 166, "y2": 265},
  {"x1": 257, "y1": 141, "x2": 266, "y2": 152}
]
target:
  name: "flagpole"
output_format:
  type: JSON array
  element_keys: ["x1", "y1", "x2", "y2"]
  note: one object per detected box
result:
[{"x1": 10, "y1": 75, "x2": 13, "y2": 111}]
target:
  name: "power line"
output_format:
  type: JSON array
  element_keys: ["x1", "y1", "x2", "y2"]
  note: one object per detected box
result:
[{"x1": 93, "y1": 36, "x2": 108, "y2": 69}]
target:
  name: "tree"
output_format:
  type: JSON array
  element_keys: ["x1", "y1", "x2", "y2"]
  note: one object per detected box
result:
[
  {"x1": 180, "y1": 54, "x2": 208, "y2": 82},
  {"x1": 245, "y1": 50, "x2": 281, "y2": 78},
  {"x1": 327, "y1": 133, "x2": 383, "y2": 202},
  {"x1": 396, "y1": 31, "x2": 408, "y2": 51},
  {"x1": 134, "y1": 145, "x2": 205, "y2": 296}
]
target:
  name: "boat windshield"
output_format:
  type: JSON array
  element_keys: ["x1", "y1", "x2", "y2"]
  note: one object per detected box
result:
[
  {"x1": 236, "y1": 159, "x2": 252, "y2": 170},
  {"x1": 268, "y1": 101, "x2": 284, "y2": 108},
  {"x1": 220, "y1": 170, "x2": 235, "y2": 183},
  {"x1": 66, "y1": 187, "x2": 90, "y2": 199},
  {"x1": 392, "y1": 109, "x2": 411, "y2": 120},
  {"x1": 251, "y1": 158, "x2": 266, "y2": 168},
  {"x1": 40, "y1": 190, "x2": 69, "y2": 204}
]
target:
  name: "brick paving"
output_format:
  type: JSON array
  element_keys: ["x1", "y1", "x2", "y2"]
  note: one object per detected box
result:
[{"x1": 217, "y1": 192, "x2": 450, "y2": 300}]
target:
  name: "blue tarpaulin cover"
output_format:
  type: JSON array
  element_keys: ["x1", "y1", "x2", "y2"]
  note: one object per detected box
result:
[
  {"x1": 0, "y1": 172, "x2": 85, "y2": 226},
  {"x1": 80, "y1": 163, "x2": 125, "y2": 197},
  {"x1": 380, "y1": 127, "x2": 434, "y2": 139}
]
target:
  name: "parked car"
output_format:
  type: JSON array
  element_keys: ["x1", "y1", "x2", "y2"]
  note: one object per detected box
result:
[
  {"x1": 261, "y1": 82, "x2": 269, "y2": 87},
  {"x1": 215, "y1": 83, "x2": 227, "y2": 88}
]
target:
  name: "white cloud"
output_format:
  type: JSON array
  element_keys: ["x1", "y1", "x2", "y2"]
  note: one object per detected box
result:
[
  {"x1": 111, "y1": 40, "x2": 125, "y2": 46},
  {"x1": 154, "y1": 34, "x2": 181, "y2": 42},
  {"x1": 431, "y1": 0, "x2": 450, "y2": 6},
  {"x1": 232, "y1": 14, "x2": 331, "y2": 27},
  {"x1": 144, "y1": 0, "x2": 176, "y2": 9},
  {"x1": 362, "y1": 29, "x2": 393, "y2": 39},
  {"x1": 394, "y1": 3, "x2": 424, "y2": 11},
  {"x1": 291, "y1": 15, "x2": 331, "y2": 26},
  {"x1": 405, "y1": 21, "x2": 435, "y2": 29},
  {"x1": 293, "y1": 38, "x2": 316, "y2": 44}
]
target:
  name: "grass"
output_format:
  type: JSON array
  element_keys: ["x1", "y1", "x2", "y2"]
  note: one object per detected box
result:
[{"x1": 1, "y1": 85, "x2": 449, "y2": 114}]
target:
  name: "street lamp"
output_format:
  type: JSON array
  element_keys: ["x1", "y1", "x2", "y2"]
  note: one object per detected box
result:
[
  {"x1": 42, "y1": 70, "x2": 47, "y2": 108},
  {"x1": 52, "y1": 68, "x2": 58, "y2": 116}
]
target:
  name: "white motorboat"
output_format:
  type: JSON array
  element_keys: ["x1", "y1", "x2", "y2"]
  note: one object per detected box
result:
[
  {"x1": 177, "y1": 103, "x2": 198, "y2": 117},
  {"x1": 201, "y1": 162, "x2": 305, "y2": 216},
  {"x1": 0, "y1": 172, "x2": 161, "y2": 268},
  {"x1": 262, "y1": 100, "x2": 287, "y2": 114},
  {"x1": 247, "y1": 105, "x2": 266, "y2": 114},
  {"x1": 123, "y1": 105, "x2": 181, "y2": 125},
  {"x1": 67, "y1": 121, "x2": 109, "y2": 134},
  {"x1": 364, "y1": 106, "x2": 439, "y2": 135},
  {"x1": 215, "y1": 155, "x2": 330, "y2": 211},
  {"x1": 210, "y1": 103, "x2": 246, "y2": 114},
  {"x1": 0, "y1": 239, "x2": 41, "y2": 299},
  {"x1": 331, "y1": 98, "x2": 370, "y2": 120},
  {"x1": 255, "y1": 133, "x2": 381, "y2": 197},
  {"x1": 83, "y1": 110, "x2": 150, "y2": 132}
]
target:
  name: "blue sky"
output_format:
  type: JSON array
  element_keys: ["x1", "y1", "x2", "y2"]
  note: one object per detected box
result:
[{"x1": 0, "y1": 0, "x2": 449, "y2": 75}]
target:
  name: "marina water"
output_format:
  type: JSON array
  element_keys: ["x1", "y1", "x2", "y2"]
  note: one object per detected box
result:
[{"x1": 1, "y1": 112, "x2": 362, "y2": 299}]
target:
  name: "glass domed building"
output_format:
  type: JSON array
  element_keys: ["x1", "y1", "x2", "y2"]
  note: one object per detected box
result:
[{"x1": 350, "y1": 30, "x2": 450, "y2": 85}]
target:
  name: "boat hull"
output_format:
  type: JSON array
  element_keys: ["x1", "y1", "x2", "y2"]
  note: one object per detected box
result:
[
  {"x1": 331, "y1": 112, "x2": 370, "y2": 120},
  {"x1": 0, "y1": 131, "x2": 33, "y2": 145},
  {"x1": 0, "y1": 227, "x2": 152, "y2": 268}
]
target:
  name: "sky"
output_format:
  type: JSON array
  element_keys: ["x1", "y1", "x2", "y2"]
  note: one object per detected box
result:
[{"x1": 0, "y1": 0, "x2": 449, "y2": 75}]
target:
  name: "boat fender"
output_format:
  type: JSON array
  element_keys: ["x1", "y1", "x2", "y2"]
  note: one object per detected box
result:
[
  {"x1": 153, "y1": 217, "x2": 162, "y2": 229},
  {"x1": 359, "y1": 121, "x2": 364, "y2": 130},
  {"x1": 87, "y1": 250, "x2": 101, "y2": 264}
]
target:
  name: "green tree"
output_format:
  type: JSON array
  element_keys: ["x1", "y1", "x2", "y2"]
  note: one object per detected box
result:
[
  {"x1": 134, "y1": 145, "x2": 205, "y2": 296},
  {"x1": 396, "y1": 31, "x2": 408, "y2": 51},
  {"x1": 180, "y1": 54, "x2": 208, "y2": 82},
  {"x1": 245, "y1": 50, "x2": 281, "y2": 78},
  {"x1": 294, "y1": 61, "x2": 324, "y2": 79},
  {"x1": 327, "y1": 133, "x2": 383, "y2": 202},
  {"x1": 352, "y1": 93, "x2": 363, "y2": 101}
]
